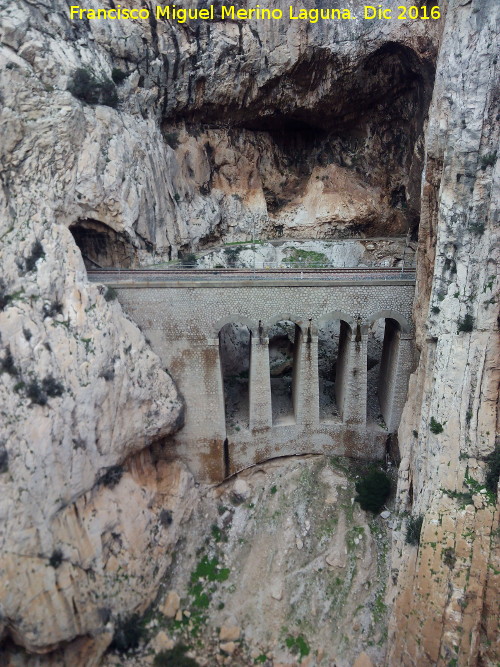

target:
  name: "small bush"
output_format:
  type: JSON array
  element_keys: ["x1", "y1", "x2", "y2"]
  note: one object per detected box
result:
[
  {"x1": 430, "y1": 417, "x2": 444, "y2": 434},
  {"x1": 27, "y1": 380, "x2": 47, "y2": 406},
  {"x1": 179, "y1": 252, "x2": 197, "y2": 267},
  {"x1": 442, "y1": 547, "x2": 456, "y2": 568},
  {"x1": 469, "y1": 220, "x2": 485, "y2": 235},
  {"x1": 111, "y1": 67, "x2": 129, "y2": 84},
  {"x1": 480, "y1": 151, "x2": 497, "y2": 170},
  {"x1": 0, "y1": 281, "x2": 9, "y2": 311},
  {"x1": 431, "y1": 306, "x2": 440, "y2": 314},
  {"x1": 43, "y1": 300, "x2": 63, "y2": 318},
  {"x1": 354, "y1": 470, "x2": 391, "y2": 513},
  {"x1": 457, "y1": 314, "x2": 474, "y2": 333},
  {"x1": 110, "y1": 614, "x2": 145, "y2": 653},
  {"x1": 104, "y1": 286, "x2": 118, "y2": 301},
  {"x1": 406, "y1": 515, "x2": 423, "y2": 545},
  {"x1": 0, "y1": 347, "x2": 18, "y2": 376},
  {"x1": 68, "y1": 68, "x2": 118, "y2": 108},
  {"x1": 0, "y1": 446, "x2": 8, "y2": 474},
  {"x1": 99, "y1": 465, "x2": 123, "y2": 488},
  {"x1": 25, "y1": 240, "x2": 45, "y2": 272},
  {"x1": 42, "y1": 376, "x2": 64, "y2": 398},
  {"x1": 48, "y1": 548, "x2": 64, "y2": 568},
  {"x1": 485, "y1": 445, "x2": 500, "y2": 495},
  {"x1": 154, "y1": 645, "x2": 199, "y2": 666}
]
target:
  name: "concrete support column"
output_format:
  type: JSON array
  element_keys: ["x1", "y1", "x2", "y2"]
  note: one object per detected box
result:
[
  {"x1": 385, "y1": 334, "x2": 413, "y2": 432},
  {"x1": 249, "y1": 335, "x2": 272, "y2": 431},
  {"x1": 342, "y1": 329, "x2": 367, "y2": 427},
  {"x1": 295, "y1": 327, "x2": 319, "y2": 426}
]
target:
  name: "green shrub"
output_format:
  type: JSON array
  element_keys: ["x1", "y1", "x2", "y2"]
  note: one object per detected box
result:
[
  {"x1": 104, "y1": 286, "x2": 118, "y2": 301},
  {"x1": 110, "y1": 614, "x2": 145, "y2": 653},
  {"x1": 48, "y1": 548, "x2": 63, "y2": 568},
  {"x1": 431, "y1": 306, "x2": 440, "y2": 314},
  {"x1": 111, "y1": 67, "x2": 129, "y2": 84},
  {"x1": 480, "y1": 151, "x2": 497, "y2": 170},
  {"x1": 68, "y1": 68, "x2": 118, "y2": 108},
  {"x1": 457, "y1": 314, "x2": 474, "y2": 333},
  {"x1": 430, "y1": 417, "x2": 444, "y2": 434},
  {"x1": 154, "y1": 645, "x2": 199, "y2": 666},
  {"x1": 485, "y1": 445, "x2": 500, "y2": 495},
  {"x1": 354, "y1": 470, "x2": 391, "y2": 513},
  {"x1": 406, "y1": 515, "x2": 423, "y2": 545},
  {"x1": 42, "y1": 376, "x2": 64, "y2": 398},
  {"x1": 285, "y1": 634, "x2": 310, "y2": 660},
  {"x1": 0, "y1": 446, "x2": 8, "y2": 474},
  {"x1": 27, "y1": 379, "x2": 47, "y2": 406},
  {"x1": 99, "y1": 465, "x2": 123, "y2": 488},
  {"x1": 25, "y1": 240, "x2": 45, "y2": 272},
  {"x1": 0, "y1": 347, "x2": 18, "y2": 376},
  {"x1": 180, "y1": 252, "x2": 197, "y2": 267}
]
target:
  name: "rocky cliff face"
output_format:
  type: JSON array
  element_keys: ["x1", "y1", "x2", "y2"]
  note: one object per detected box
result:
[
  {"x1": 0, "y1": 0, "x2": 498, "y2": 664},
  {"x1": 387, "y1": 1, "x2": 499, "y2": 665}
]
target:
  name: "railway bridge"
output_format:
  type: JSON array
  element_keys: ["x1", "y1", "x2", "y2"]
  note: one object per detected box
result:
[{"x1": 89, "y1": 268, "x2": 416, "y2": 482}]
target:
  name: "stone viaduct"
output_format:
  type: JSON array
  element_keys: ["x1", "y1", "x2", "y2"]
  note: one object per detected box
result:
[{"x1": 90, "y1": 271, "x2": 416, "y2": 482}]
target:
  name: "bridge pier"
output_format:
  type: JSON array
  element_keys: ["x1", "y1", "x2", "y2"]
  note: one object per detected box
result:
[
  {"x1": 295, "y1": 325, "x2": 319, "y2": 426},
  {"x1": 383, "y1": 333, "x2": 414, "y2": 432},
  {"x1": 249, "y1": 335, "x2": 273, "y2": 431},
  {"x1": 342, "y1": 326, "x2": 368, "y2": 428}
]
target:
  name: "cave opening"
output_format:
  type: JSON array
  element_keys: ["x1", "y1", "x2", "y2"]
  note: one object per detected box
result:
[
  {"x1": 269, "y1": 321, "x2": 301, "y2": 425},
  {"x1": 69, "y1": 219, "x2": 136, "y2": 269},
  {"x1": 367, "y1": 317, "x2": 401, "y2": 429},
  {"x1": 318, "y1": 319, "x2": 352, "y2": 423},
  {"x1": 219, "y1": 323, "x2": 251, "y2": 432}
]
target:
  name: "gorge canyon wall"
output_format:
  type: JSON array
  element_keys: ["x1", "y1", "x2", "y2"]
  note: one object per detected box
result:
[{"x1": 0, "y1": 0, "x2": 498, "y2": 664}]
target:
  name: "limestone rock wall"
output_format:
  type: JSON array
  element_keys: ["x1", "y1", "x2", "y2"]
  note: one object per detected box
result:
[{"x1": 387, "y1": 1, "x2": 499, "y2": 664}]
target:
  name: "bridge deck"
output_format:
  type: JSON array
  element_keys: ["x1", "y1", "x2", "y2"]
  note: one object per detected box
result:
[{"x1": 88, "y1": 267, "x2": 416, "y2": 287}]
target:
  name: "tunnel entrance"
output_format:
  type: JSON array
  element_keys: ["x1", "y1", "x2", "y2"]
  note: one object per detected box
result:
[
  {"x1": 69, "y1": 219, "x2": 137, "y2": 269},
  {"x1": 269, "y1": 321, "x2": 301, "y2": 425},
  {"x1": 318, "y1": 319, "x2": 351, "y2": 423},
  {"x1": 219, "y1": 323, "x2": 251, "y2": 432},
  {"x1": 367, "y1": 317, "x2": 401, "y2": 428}
]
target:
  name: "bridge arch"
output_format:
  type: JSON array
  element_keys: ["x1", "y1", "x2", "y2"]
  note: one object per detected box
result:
[
  {"x1": 263, "y1": 314, "x2": 307, "y2": 338},
  {"x1": 367, "y1": 310, "x2": 410, "y2": 333},
  {"x1": 317, "y1": 312, "x2": 354, "y2": 422},
  {"x1": 212, "y1": 315, "x2": 259, "y2": 339}
]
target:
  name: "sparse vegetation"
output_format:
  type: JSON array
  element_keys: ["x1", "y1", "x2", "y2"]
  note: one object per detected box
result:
[
  {"x1": 43, "y1": 300, "x2": 63, "y2": 318},
  {"x1": 104, "y1": 286, "x2": 118, "y2": 301},
  {"x1": 48, "y1": 548, "x2": 63, "y2": 568},
  {"x1": 457, "y1": 314, "x2": 474, "y2": 333},
  {"x1": 109, "y1": 614, "x2": 145, "y2": 653},
  {"x1": 431, "y1": 306, "x2": 440, "y2": 314},
  {"x1": 285, "y1": 249, "x2": 329, "y2": 267},
  {"x1": 25, "y1": 239, "x2": 45, "y2": 272},
  {"x1": 99, "y1": 465, "x2": 124, "y2": 489},
  {"x1": 42, "y1": 376, "x2": 64, "y2": 398},
  {"x1": 485, "y1": 445, "x2": 500, "y2": 496},
  {"x1": 406, "y1": 515, "x2": 424, "y2": 546},
  {"x1": 430, "y1": 417, "x2": 444, "y2": 434},
  {"x1": 111, "y1": 67, "x2": 129, "y2": 84},
  {"x1": 179, "y1": 252, "x2": 197, "y2": 267},
  {"x1": 285, "y1": 634, "x2": 310, "y2": 661},
  {"x1": 0, "y1": 446, "x2": 8, "y2": 474},
  {"x1": 154, "y1": 645, "x2": 199, "y2": 666},
  {"x1": 480, "y1": 151, "x2": 497, "y2": 170},
  {"x1": 26, "y1": 379, "x2": 47, "y2": 406},
  {"x1": 0, "y1": 347, "x2": 18, "y2": 376},
  {"x1": 354, "y1": 470, "x2": 391, "y2": 513},
  {"x1": 442, "y1": 547, "x2": 456, "y2": 568},
  {"x1": 67, "y1": 68, "x2": 118, "y2": 108}
]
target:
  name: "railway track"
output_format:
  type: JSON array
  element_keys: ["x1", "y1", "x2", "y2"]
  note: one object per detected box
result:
[{"x1": 88, "y1": 266, "x2": 416, "y2": 280}]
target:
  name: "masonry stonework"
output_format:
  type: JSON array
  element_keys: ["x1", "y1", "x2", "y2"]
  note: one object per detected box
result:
[{"x1": 94, "y1": 278, "x2": 415, "y2": 482}]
